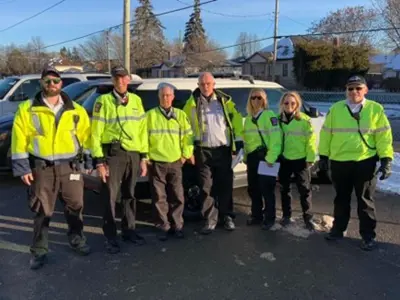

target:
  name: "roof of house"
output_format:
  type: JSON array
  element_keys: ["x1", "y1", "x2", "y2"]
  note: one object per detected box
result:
[{"x1": 370, "y1": 53, "x2": 400, "y2": 71}]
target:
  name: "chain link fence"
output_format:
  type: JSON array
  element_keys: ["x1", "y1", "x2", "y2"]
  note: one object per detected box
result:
[{"x1": 299, "y1": 91, "x2": 400, "y2": 142}]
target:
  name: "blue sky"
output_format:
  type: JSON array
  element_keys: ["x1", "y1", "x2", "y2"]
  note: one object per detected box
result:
[{"x1": 0, "y1": 0, "x2": 371, "y2": 57}]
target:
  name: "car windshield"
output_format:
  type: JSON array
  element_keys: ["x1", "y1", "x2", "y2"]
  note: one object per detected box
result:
[
  {"x1": 62, "y1": 81, "x2": 92, "y2": 101},
  {"x1": 0, "y1": 77, "x2": 19, "y2": 99}
]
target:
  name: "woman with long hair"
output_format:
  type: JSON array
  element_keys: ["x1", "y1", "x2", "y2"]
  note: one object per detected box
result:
[
  {"x1": 243, "y1": 88, "x2": 282, "y2": 230},
  {"x1": 277, "y1": 91, "x2": 317, "y2": 230}
]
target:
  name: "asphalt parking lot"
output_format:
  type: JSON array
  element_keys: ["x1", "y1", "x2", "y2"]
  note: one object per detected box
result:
[{"x1": 1, "y1": 174, "x2": 400, "y2": 300}]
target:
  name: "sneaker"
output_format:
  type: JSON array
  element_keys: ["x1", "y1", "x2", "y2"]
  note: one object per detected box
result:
[
  {"x1": 305, "y1": 219, "x2": 318, "y2": 231},
  {"x1": 29, "y1": 254, "x2": 47, "y2": 270},
  {"x1": 174, "y1": 229, "x2": 185, "y2": 239},
  {"x1": 199, "y1": 224, "x2": 216, "y2": 235},
  {"x1": 157, "y1": 230, "x2": 169, "y2": 242},
  {"x1": 261, "y1": 221, "x2": 275, "y2": 231},
  {"x1": 360, "y1": 239, "x2": 377, "y2": 251},
  {"x1": 280, "y1": 217, "x2": 295, "y2": 227},
  {"x1": 224, "y1": 216, "x2": 235, "y2": 231},
  {"x1": 122, "y1": 231, "x2": 146, "y2": 246},
  {"x1": 105, "y1": 239, "x2": 120, "y2": 254}
]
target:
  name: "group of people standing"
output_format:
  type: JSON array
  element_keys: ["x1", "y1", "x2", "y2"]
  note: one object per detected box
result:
[{"x1": 11, "y1": 65, "x2": 393, "y2": 270}]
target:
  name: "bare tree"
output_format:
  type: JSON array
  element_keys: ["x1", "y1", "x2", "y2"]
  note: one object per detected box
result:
[
  {"x1": 6, "y1": 46, "x2": 30, "y2": 75},
  {"x1": 373, "y1": 0, "x2": 400, "y2": 50},
  {"x1": 234, "y1": 32, "x2": 261, "y2": 58},
  {"x1": 185, "y1": 39, "x2": 227, "y2": 71},
  {"x1": 309, "y1": 6, "x2": 378, "y2": 46},
  {"x1": 25, "y1": 36, "x2": 48, "y2": 73}
]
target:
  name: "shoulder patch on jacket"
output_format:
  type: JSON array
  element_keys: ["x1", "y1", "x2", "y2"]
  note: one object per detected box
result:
[
  {"x1": 270, "y1": 117, "x2": 278, "y2": 126},
  {"x1": 94, "y1": 102, "x2": 102, "y2": 113}
]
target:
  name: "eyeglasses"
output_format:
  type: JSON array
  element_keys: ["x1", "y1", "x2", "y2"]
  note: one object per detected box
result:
[
  {"x1": 284, "y1": 102, "x2": 296, "y2": 106},
  {"x1": 347, "y1": 87, "x2": 363, "y2": 92},
  {"x1": 43, "y1": 78, "x2": 61, "y2": 85},
  {"x1": 251, "y1": 96, "x2": 263, "y2": 100}
]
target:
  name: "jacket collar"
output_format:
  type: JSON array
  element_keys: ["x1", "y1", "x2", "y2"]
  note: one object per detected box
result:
[
  {"x1": 32, "y1": 91, "x2": 75, "y2": 110},
  {"x1": 192, "y1": 88, "x2": 231, "y2": 105}
]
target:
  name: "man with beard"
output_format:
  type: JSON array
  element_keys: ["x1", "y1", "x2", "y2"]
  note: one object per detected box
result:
[
  {"x1": 183, "y1": 72, "x2": 244, "y2": 234},
  {"x1": 11, "y1": 66, "x2": 92, "y2": 270},
  {"x1": 91, "y1": 66, "x2": 148, "y2": 254}
]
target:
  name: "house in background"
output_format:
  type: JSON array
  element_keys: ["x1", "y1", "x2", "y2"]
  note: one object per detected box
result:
[
  {"x1": 369, "y1": 53, "x2": 400, "y2": 79},
  {"x1": 52, "y1": 59, "x2": 83, "y2": 72},
  {"x1": 241, "y1": 37, "x2": 305, "y2": 88},
  {"x1": 148, "y1": 55, "x2": 243, "y2": 78}
]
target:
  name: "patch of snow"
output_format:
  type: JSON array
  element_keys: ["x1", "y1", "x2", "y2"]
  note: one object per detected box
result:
[
  {"x1": 233, "y1": 255, "x2": 246, "y2": 266},
  {"x1": 377, "y1": 152, "x2": 400, "y2": 195},
  {"x1": 260, "y1": 252, "x2": 276, "y2": 262},
  {"x1": 260, "y1": 37, "x2": 294, "y2": 60}
]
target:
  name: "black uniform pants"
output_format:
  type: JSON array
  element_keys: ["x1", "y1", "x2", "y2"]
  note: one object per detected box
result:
[
  {"x1": 28, "y1": 162, "x2": 85, "y2": 256},
  {"x1": 100, "y1": 148, "x2": 140, "y2": 240},
  {"x1": 246, "y1": 151, "x2": 277, "y2": 223},
  {"x1": 278, "y1": 158, "x2": 313, "y2": 221},
  {"x1": 195, "y1": 145, "x2": 234, "y2": 226},
  {"x1": 149, "y1": 160, "x2": 185, "y2": 231},
  {"x1": 330, "y1": 156, "x2": 378, "y2": 241}
]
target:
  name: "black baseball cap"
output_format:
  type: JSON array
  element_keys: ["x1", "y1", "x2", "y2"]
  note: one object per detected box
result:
[
  {"x1": 111, "y1": 65, "x2": 129, "y2": 77},
  {"x1": 41, "y1": 66, "x2": 61, "y2": 78},
  {"x1": 346, "y1": 75, "x2": 367, "y2": 86}
]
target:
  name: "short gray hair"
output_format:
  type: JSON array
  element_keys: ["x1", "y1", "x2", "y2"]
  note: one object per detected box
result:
[{"x1": 157, "y1": 82, "x2": 176, "y2": 93}]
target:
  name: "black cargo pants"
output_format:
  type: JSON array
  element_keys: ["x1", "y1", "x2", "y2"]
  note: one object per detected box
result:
[
  {"x1": 330, "y1": 156, "x2": 378, "y2": 241},
  {"x1": 100, "y1": 147, "x2": 140, "y2": 240},
  {"x1": 149, "y1": 160, "x2": 184, "y2": 231},
  {"x1": 246, "y1": 151, "x2": 277, "y2": 224},
  {"x1": 28, "y1": 161, "x2": 86, "y2": 256},
  {"x1": 195, "y1": 145, "x2": 234, "y2": 226},
  {"x1": 278, "y1": 158, "x2": 313, "y2": 222}
]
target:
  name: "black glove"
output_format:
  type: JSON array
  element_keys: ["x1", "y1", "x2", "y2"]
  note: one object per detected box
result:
[
  {"x1": 376, "y1": 157, "x2": 392, "y2": 180},
  {"x1": 318, "y1": 155, "x2": 329, "y2": 172},
  {"x1": 233, "y1": 141, "x2": 244, "y2": 155},
  {"x1": 83, "y1": 153, "x2": 93, "y2": 170}
]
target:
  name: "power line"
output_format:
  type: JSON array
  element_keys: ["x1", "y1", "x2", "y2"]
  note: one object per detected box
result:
[
  {"x1": 0, "y1": 0, "x2": 66, "y2": 33},
  {"x1": 175, "y1": 0, "x2": 270, "y2": 18},
  {"x1": 20, "y1": 0, "x2": 217, "y2": 54}
]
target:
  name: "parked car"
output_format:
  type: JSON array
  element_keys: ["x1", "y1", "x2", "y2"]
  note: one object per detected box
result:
[{"x1": 0, "y1": 72, "x2": 112, "y2": 116}]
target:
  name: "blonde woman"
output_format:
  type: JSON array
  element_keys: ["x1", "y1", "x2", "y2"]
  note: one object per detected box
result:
[
  {"x1": 277, "y1": 91, "x2": 317, "y2": 230},
  {"x1": 243, "y1": 88, "x2": 282, "y2": 230}
]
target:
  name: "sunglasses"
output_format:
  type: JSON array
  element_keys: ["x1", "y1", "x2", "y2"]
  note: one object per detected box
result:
[
  {"x1": 347, "y1": 87, "x2": 363, "y2": 92},
  {"x1": 43, "y1": 78, "x2": 61, "y2": 85},
  {"x1": 284, "y1": 102, "x2": 296, "y2": 106},
  {"x1": 251, "y1": 96, "x2": 263, "y2": 100}
]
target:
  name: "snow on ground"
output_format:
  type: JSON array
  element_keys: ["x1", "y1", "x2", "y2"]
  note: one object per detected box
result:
[{"x1": 377, "y1": 152, "x2": 400, "y2": 195}]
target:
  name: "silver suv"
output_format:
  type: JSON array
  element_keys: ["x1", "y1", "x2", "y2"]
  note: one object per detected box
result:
[{"x1": 0, "y1": 73, "x2": 111, "y2": 116}]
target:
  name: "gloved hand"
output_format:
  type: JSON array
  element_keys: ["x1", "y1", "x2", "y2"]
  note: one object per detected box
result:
[
  {"x1": 376, "y1": 157, "x2": 392, "y2": 180},
  {"x1": 233, "y1": 141, "x2": 244, "y2": 155},
  {"x1": 318, "y1": 155, "x2": 329, "y2": 172},
  {"x1": 83, "y1": 153, "x2": 93, "y2": 172}
]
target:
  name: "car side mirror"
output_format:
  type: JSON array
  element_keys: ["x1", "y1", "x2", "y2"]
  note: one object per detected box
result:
[
  {"x1": 10, "y1": 92, "x2": 29, "y2": 102},
  {"x1": 307, "y1": 106, "x2": 319, "y2": 118}
]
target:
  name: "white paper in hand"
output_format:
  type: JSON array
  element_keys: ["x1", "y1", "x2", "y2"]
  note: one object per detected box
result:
[
  {"x1": 231, "y1": 148, "x2": 244, "y2": 169},
  {"x1": 257, "y1": 161, "x2": 280, "y2": 177}
]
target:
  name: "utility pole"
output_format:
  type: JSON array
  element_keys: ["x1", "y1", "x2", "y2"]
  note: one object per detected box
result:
[
  {"x1": 123, "y1": 0, "x2": 130, "y2": 73},
  {"x1": 106, "y1": 30, "x2": 111, "y2": 73},
  {"x1": 271, "y1": 0, "x2": 279, "y2": 82}
]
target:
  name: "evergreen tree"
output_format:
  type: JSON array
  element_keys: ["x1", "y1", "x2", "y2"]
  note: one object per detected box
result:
[
  {"x1": 131, "y1": 0, "x2": 167, "y2": 70},
  {"x1": 183, "y1": 0, "x2": 206, "y2": 53}
]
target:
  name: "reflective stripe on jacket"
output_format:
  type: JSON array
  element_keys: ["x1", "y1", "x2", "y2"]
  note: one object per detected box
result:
[
  {"x1": 183, "y1": 88, "x2": 243, "y2": 151},
  {"x1": 147, "y1": 107, "x2": 194, "y2": 162},
  {"x1": 243, "y1": 110, "x2": 282, "y2": 164},
  {"x1": 90, "y1": 91, "x2": 148, "y2": 159},
  {"x1": 11, "y1": 91, "x2": 91, "y2": 176},
  {"x1": 319, "y1": 99, "x2": 393, "y2": 161},
  {"x1": 280, "y1": 112, "x2": 316, "y2": 162}
]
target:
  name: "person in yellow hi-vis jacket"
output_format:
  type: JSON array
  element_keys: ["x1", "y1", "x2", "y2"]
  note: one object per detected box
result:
[
  {"x1": 243, "y1": 88, "x2": 282, "y2": 230},
  {"x1": 11, "y1": 66, "x2": 92, "y2": 270},
  {"x1": 147, "y1": 83, "x2": 194, "y2": 241},
  {"x1": 319, "y1": 75, "x2": 393, "y2": 251},
  {"x1": 183, "y1": 72, "x2": 243, "y2": 234},
  {"x1": 277, "y1": 91, "x2": 317, "y2": 231},
  {"x1": 91, "y1": 66, "x2": 148, "y2": 254}
]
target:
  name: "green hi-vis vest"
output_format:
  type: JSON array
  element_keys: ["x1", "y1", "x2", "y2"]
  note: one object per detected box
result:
[{"x1": 319, "y1": 99, "x2": 393, "y2": 161}]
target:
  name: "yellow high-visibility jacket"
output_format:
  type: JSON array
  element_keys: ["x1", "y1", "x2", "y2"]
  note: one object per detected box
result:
[
  {"x1": 90, "y1": 91, "x2": 148, "y2": 162},
  {"x1": 319, "y1": 99, "x2": 393, "y2": 161},
  {"x1": 147, "y1": 106, "x2": 193, "y2": 163},
  {"x1": 11, "y1": 91, "x2": 91, "y2": 176},
  {"x1": 280, "y1": 112, "x2": 317, "y2": 162},
  {"x1": 243, "y1": 110, "x2": 282, "y2": 164},
  {"x1": 183, "y1": 89, "x2": 243, "y2": 151}
]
